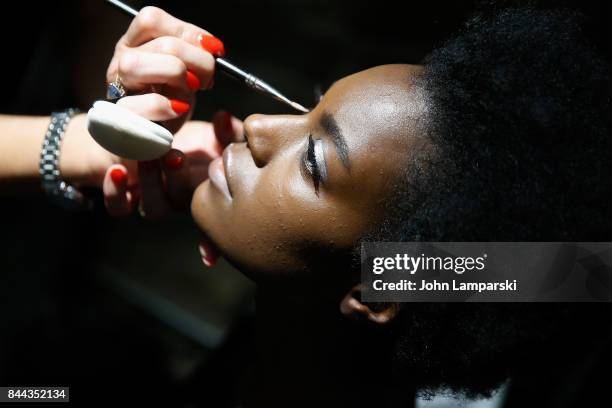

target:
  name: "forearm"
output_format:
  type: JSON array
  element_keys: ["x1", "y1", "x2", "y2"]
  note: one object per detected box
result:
[
  {"x1": 0, "y1": 115, "x2": 50, "y2": 192},
  {"x1": 0, "y1": 114, "x2": 113, "y2": 194}
]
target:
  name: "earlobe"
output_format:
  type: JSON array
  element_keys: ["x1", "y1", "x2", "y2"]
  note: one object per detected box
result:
[{"x1": 339, "y1": 284, "x2": 400, "y2": 325}]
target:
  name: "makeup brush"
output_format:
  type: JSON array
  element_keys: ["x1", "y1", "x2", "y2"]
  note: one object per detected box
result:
[{"x1": 106, "y1": 0, "x2": 309, "y2": 113}]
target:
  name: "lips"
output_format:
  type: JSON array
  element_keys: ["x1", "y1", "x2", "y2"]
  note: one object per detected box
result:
[{"x1": 208, "y1": 156, "x2": 231, "y2": 200}]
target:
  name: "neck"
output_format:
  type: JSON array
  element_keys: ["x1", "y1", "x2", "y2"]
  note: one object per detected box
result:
[{"x1": 244, "y1": 285, "x2": 412, "y2": 407}]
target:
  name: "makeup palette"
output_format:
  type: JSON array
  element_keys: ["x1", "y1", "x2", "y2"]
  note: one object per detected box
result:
[{"x1": 87, "y1": 101, "x2": 173, "y2": 160}]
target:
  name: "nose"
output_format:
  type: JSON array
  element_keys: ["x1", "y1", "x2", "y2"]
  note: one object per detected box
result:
[{"x1": 243, "y1": 114, "x2": 308, "y2": 167}]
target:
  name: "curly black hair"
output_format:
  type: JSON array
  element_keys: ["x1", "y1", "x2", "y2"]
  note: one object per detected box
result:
[
  {"x1": 365, "y1": 8, "x2": 612, "y2": 398},
  {"x1": 381, "y1": 8, "x2": 612, "y2": 243}
]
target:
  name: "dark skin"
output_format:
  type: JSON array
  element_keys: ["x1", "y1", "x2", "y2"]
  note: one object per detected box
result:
[
  {"x1": 191, "y1": 64, "x2": 428, "y2": 284},
  {"x1": 190, "y1": 65, "x2": 428, "y2": 405}
]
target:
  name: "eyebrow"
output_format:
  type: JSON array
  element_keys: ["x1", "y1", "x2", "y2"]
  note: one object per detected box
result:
[{"x1": 319, "y1": 111, "x2": 350, "y2": 169}]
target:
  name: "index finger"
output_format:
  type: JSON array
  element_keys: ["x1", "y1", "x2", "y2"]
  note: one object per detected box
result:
[{"x1": 123, "y1": 6, "x2": 209, "y2": 48}]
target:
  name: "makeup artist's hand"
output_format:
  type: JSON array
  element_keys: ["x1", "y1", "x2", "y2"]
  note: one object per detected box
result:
[
  {"x1": 106, "y1": 6, "x2": 226, "y2": 133},
  {"x1": 101, "y1": 111, "x2": 243, "y2": 218}
]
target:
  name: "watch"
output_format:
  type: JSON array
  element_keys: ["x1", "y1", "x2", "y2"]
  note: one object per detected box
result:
[{"x1": 39, "y1": 109, "x2": 91, "y2": 210}]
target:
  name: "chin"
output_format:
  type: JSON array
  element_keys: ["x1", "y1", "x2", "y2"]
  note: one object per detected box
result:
[
  {"x1": 190, "y1": 180, "x2": 211, "y2": 228},
  {"x1": 190, "y1": 181, "x2": 312, "y2": 284},
  {"x1": 191, "y1": 180, "x2": 228, "y2": 234}
]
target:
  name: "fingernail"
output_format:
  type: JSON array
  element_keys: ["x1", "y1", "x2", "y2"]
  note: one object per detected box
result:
[
  {"x1": 186, "y1": 70, "x2": 201, "y2": 90},
  {"x1": 164, "y1": 152, "x2": 184, "y2": 170},
  {"x1": 110, "y1": 168, "x2": 127, "y2": 185},
  {"x1": 198, "y1": 241, "x2": 218, "y2": 268},
  {"x1": 170, "y1": 99, "x2": 190, "y2": 115},
  {"x1": 205, "y1": 77, "x2": 215, "y2": 90},
  {"x1": 200, "y1": 34, "x2": 225, "y2": 57}
]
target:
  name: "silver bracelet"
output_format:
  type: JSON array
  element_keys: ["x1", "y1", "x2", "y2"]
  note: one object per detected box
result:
[{"x1": 39, "y1": 109, "x2": 91, "y2": 210}]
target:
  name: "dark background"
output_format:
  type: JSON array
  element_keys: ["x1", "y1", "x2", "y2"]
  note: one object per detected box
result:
[{"x1": 0, "y1": 0, "x2": 610, "y2": 405}]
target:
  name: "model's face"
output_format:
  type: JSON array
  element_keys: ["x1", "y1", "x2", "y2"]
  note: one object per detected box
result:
[{"x1": 192, "y1": 64, "x2": 428, "y2": 281}]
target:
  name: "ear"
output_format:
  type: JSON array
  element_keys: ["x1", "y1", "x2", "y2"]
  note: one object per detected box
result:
[{"x1": 340, "y1": 284, "x2": 400, "y2": 325}]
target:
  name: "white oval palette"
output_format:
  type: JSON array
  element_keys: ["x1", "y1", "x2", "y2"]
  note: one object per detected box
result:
[{"x1": 87, "y1": 101, "x2": 173, "y2": 161}]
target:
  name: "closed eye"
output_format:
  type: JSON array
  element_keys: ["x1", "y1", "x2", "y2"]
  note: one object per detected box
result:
[{"x1": 301, "y1": 134, "x2": 323, "y2": 195}]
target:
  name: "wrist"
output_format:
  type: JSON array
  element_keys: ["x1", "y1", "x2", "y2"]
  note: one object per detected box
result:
[{"x1": 60, "y1": 114, "x2": 116, "y2": 188}]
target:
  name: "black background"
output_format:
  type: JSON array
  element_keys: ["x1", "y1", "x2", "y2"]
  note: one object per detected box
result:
[{"x1": 0, "y1": 0, "x2": 611, "y2": 405}]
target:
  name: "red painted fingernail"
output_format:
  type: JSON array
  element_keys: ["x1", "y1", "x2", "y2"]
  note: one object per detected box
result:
[
  {"x1": 186, "y1": 70, "x2": 201, "y2": 90},
  {"x1": 170, "y1": 99, "x2": 190, "y2": 115},
  {"x1": 164, "y1": 152, "x2": 184, "y2": 170},
  {"x1": 205, "y1": 77, "x2": 214, "y2": 90},
  {"x1": 202, "y1": 255, "x2": 217, "y2": 268},
  {"x1": 198, "y1": 242, "x2": 218, "y2": 268},
  {"x1": 200, "y1": 34, "x2": 225, "y2": 57},
  {"x1": 110, "y1": 168, "x2": 127, "y2": 185}
]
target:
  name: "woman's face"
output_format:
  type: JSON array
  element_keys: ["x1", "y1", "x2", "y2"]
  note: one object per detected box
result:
[{"x1": 191, "y1": 64, "x2": 428, "y2": 280}]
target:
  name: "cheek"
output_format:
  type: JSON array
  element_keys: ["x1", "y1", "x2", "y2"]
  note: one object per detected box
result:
[
  {"x1": 190, "y1": 153, "x2": 375, "y2": 278},
  {"x1": 227, "y1": 161, "x2": 321, "y2": 273},
  {"x1": 191, "y1": 156, "x2": 325, "y2": 276},
  {"x1": 232, "y1": 161, "x2": 368, "y2": 268}
]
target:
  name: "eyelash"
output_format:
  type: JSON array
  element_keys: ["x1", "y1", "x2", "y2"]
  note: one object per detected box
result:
[{"x1": 303, "y1": 134, "x2": 322, "y2": 194}]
